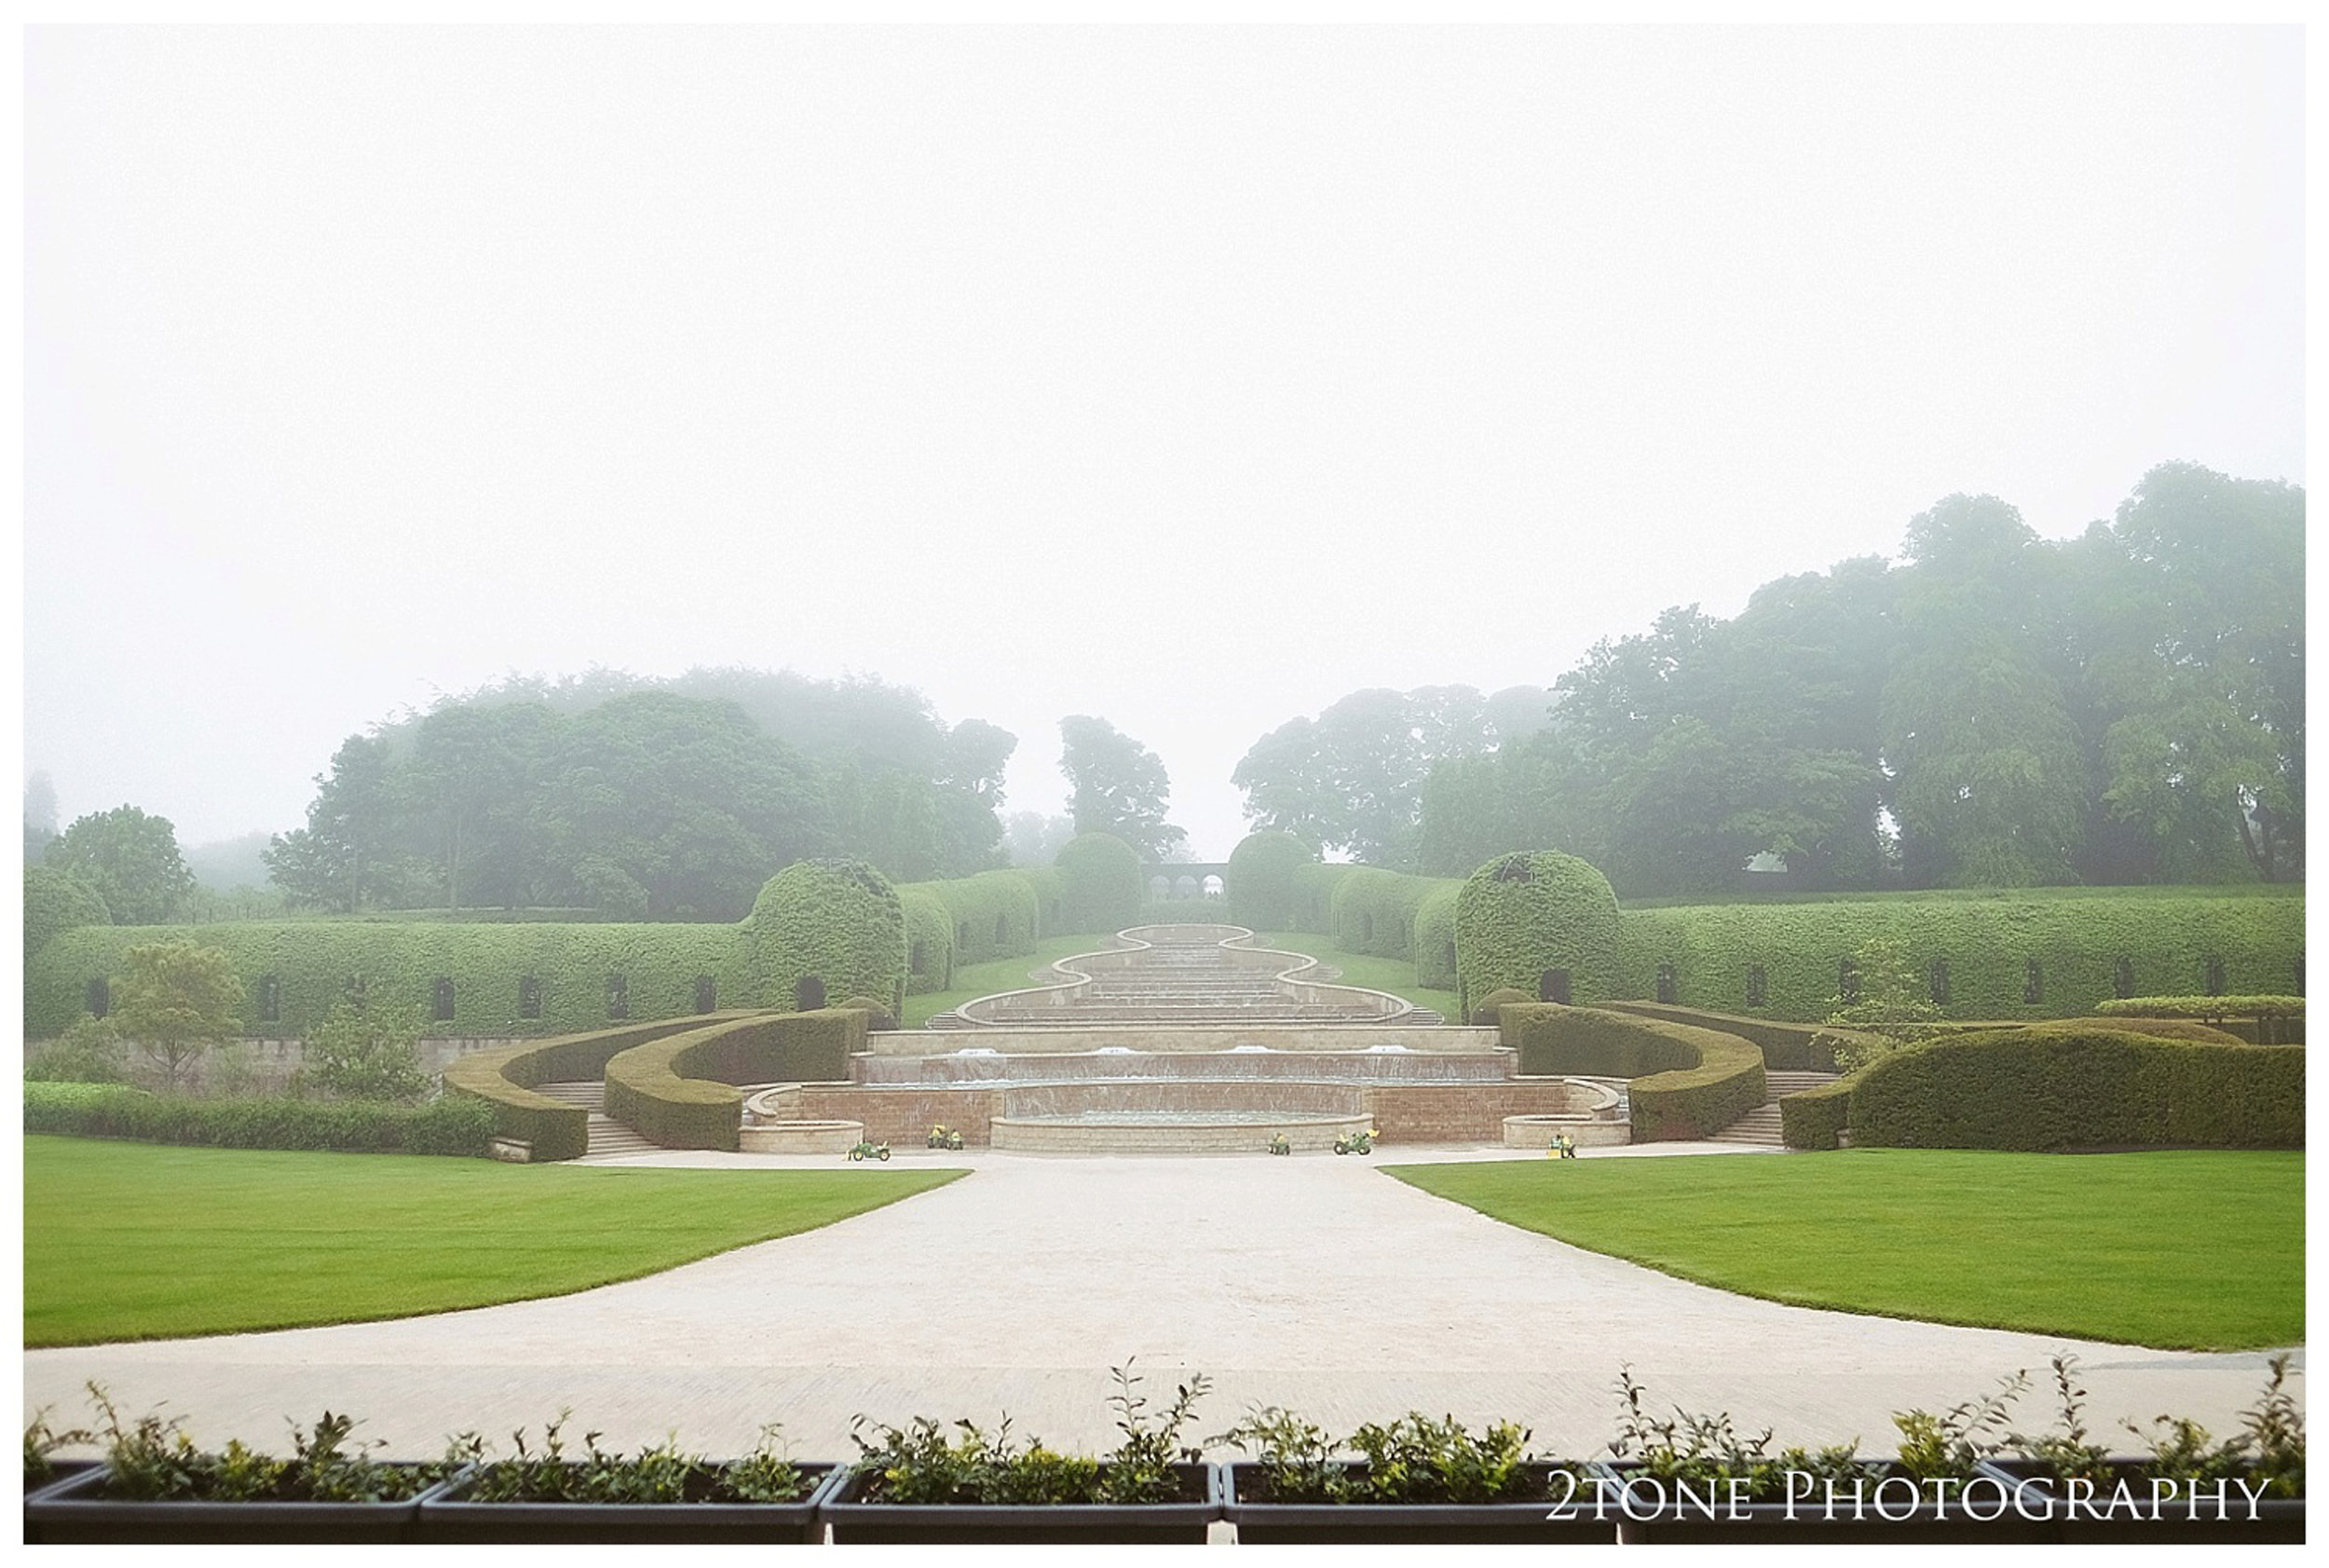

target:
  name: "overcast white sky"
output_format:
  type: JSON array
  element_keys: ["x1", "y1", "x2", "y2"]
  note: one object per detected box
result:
[{"x1": 21, "y1": 25, "x2": 2306, "y2": 864}]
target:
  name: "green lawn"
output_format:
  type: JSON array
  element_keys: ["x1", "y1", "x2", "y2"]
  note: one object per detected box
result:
[
  {"x1": 900, "y1": 934, "x2": 1105, "y2": 1028},
  {"x1": 1387, "y1": 1149, "x2": 2303, "y2": 1351},
  {"x1": 24, "y1": 1137, "x2": 964, "y2": 1346},
  {"x1": 1245, "y1": 931, "x2": 1462, "y2": 1018}
]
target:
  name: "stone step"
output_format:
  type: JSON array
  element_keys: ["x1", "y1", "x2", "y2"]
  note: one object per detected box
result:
[
  {"x1": 1710, "y1": 1104, "x2": 1787, "y2": 1146},
  {"x1": 585, "y1": 1113, "x2": 659, "y2": 1157},
  {"x1": 1766, "y1": 1070, "x2": 1840, "y2": 1098},
  {"x1": 534, "y1": 1080, "x2": 605, "y2": 1111}
]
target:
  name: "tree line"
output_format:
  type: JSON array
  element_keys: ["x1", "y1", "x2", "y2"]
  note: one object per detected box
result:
[{"x1": 1233, "y1": 463, "x2": 2303, "y2": 896}]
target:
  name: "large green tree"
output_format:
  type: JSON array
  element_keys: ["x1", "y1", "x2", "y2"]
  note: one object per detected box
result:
[
  {"x1": 1059, "y1": 716, "x2": 1186, "y2": 861},
  {"x1": 1233, "y1": 686, "x2": 1505, "y2": 865},
  {"x1": 45, "y1": 806, "x2": 196, "y2": 924},
  {"x1": 112, "y1": 940, "x2": 243, "y2": 1088}
]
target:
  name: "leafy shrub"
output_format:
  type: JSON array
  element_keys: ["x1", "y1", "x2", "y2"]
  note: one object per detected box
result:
[
  {"x1": 78, "y1": 1386, "x2": 437, "y2": 1503},
  {"x1": 1454, "y1": 852, "x2": 1621, "y2": 1019},
  {"x1": 1847, "y1": 1028, "x2": 2304, "y2": 1151},
  {"x1": 1606, "y1": 1367, "x2": 1868, "y2": 1501},
  {"x1": 443, "y1": 1413, "x2": 808, "y2": 1504},
  {"x1": 1214, "y1": 1407, "x2": 1578, "y2": 1504},
  {"x1": 25, "y1": 1015, "x2": 129, "y2": 1084},
  {"x1": 24, "y1": 1081, "x2": 495, "y2": 1157},
  {"x1": 848, "y1": 1363, "x2": 1207, "y2": 1507},
  {"x1": 1811, "y1": 935, "x2": 1946, "y2": 1070},
  {"x1": 297, "y1": 1002, "x2": 431, "y2": 1102}
]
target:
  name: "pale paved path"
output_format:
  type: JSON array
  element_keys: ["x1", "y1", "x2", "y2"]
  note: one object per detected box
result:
[{"x1": 25, "y1": 1145, "x2": 2298, "y2": 1462}]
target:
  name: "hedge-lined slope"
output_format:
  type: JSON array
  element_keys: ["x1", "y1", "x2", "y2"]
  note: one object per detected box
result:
[
  {"x1": 27, "y1": 922, "x2": 753, "y2": 1041},
  {"x1": 1499, "y1": 1003, "x2": 1765, "y2": 1141},
  {"x1": 1455, "y1": 852, "x2": 1622, "y2": 1018},
  {"x1": 1614, "y1": 894, "x2": 2304, "y2": 1024},
  {"x1": 1328, "y1": 868, "x2": 1461, "y2": 961},
  {"x1": 898, "y1": 886, "x2": 955, "y2": 994},
  {"x1": 604, "y1": 1009, "x2": 869, "y2": 1151},
  {"x1": 743, "y1": 858, "x2": 906, "y2": 1016},
  {"x1": 1847, "y1": 1028, "x2": 2304, "y2": 1152},
  {"x1": 919, "y1": 869, "x2": 1041, "y2": 965}
]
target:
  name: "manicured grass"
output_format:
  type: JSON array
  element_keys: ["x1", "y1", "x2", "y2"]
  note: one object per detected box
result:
[
  {"x1": 1386, "y1": 1149, "x2": 2303, "y2": 1351},
  {"x1": 24, "y1": 1137, "x2": 964, "y2": 1346},
  {"x1": 900, "y1": 934, "x2": 1106, "y2": 1028},
  {"x1": 1246, "y1": 931, "x2": 1462, "y2": 1019}
]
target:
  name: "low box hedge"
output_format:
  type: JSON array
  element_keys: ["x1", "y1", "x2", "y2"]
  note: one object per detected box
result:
[
  {"x1": 443, "y1": 1016, "x2": 757, "y2": 1161},
  {"x1": 23, "y1": 1082, "x2": 496, "y2": 1156},
  {"x1": 1848, "y1": 1028, "x2": 2305, "y2": 1152},
  {"x1": 1499, "y1": 1004, "x2": 1765, "y2": 1141},
  {"x1": 603, "y1": 1009, "x2": 870, "y2": 1152}
]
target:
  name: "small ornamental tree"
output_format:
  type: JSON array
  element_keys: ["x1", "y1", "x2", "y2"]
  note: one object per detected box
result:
[
  {"x1": 112, "y1": 941, "x2": 244, "y2": 1089},
  {"x1": 300, "y1": 1002, "x2": 432, "y2": 1102},
  {"x1": 1814, "y1": 935, "x2": 1944, "y2": 1071}
]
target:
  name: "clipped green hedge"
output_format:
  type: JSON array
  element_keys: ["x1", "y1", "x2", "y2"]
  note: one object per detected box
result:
[
  {"x1": 1413, "y1": 883, "x2": 1460, "y2": 989},
  {"x1": 1600, "y1": 1002, "x2": 1863, "y2": 1072},
  {"x1": 898, "y1": 886, "x2": 955, "y2": 995},
  {"x1": 1498, "y1": 1003, "x2": 1765, "y2": 1141},
  {"x1": 1287, "y1": 863, "x2": 1359, "y2": 933},
  {"x1": 24, "y1": 866, "x2": 109, "y2": 966},
  {"x1": 23, "y1": 1082, "x2": 495, "y2": 1156},
  {"x1": 1455, "y1": 852, "x2": 1622, "y2": 1020},
  {"x1": 1467, "y1": 987, "x2": 1530, "y2": 1027},
  {"x1": 1328, "y1": 869, "x2": 1461, "y2": 961},
  {"x1": 1848, "y1": 1028, "x2": 2305, "y2": 1151},
  {"x1": 2099, "y1": 996, "x2": 2305, "y2": 1044},
  {"x1": 1781, "y1": 1077, "x2": 1856, "y2": 1150},
  {"x1": 443, "y1": 1016, "x2": 753, "y2": 1161},
  {"x1": 1614, "y1": 895, "x2": 2305, "y2": 1024},
  {"x1": 1225, "y1": 831, "x2": 1316, "y2": 930},
  {"x1": 27, "y1": 920, "x2": 752, "y2": 1041},
  {"x1": 918, "y1": 869, "x2": 1041, "y2": 966},
  {"x1": 1053, "y1": 834, "x2": 1142, "y2": 934},
  {"x1": 1021, "y1": 866, "x2": 1066, "y2": 938},
  {"x1": 603, "y1": 1009, "x2": 869, "y2": 1151},
  {"x1": 744, "y1": 859, "x2": 906, "y2": 1016}
]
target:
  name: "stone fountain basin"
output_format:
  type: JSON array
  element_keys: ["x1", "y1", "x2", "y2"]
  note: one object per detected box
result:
[
  {"x1": 990, "y1": 1111, "x2": 1373, "y2": 1155},
  {"x1": 741, "y1": 1119, "x2": 866, "y2": 1155}
]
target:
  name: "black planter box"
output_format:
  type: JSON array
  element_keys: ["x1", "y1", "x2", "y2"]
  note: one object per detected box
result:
[
  {"x1": 1222, "y1": 1460, "x2": 1618, "y2": 1544},
  {"x1": 22, "y1": 1463, "x2": 449, "y2": 1544},
  {"x1": 820, "y1": 1461, "x2": 1219, "y2": 1545},
  {"x1": 22, "y1": 1462, "x2": 102, "y2": 1545},
  {"x1": 415, "y1": 1462, "x2": 843, "y2": 1543},
  {"x1": 1600, "y1": 1460, "x2": 2065, "y2": 1544},
  {"x1": 1985, "y1": 1458, "x2": 2304, "y2": 1544}
]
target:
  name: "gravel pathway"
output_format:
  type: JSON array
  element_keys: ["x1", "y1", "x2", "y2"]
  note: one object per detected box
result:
[{"x1": 24, "y1": 1144, "x2": 2298, "y2": 1461}]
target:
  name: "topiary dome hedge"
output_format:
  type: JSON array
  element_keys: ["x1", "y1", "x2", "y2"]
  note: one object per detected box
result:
[
  {"x1": 1225, "y1": 831, "x2": 1315, "y2": 930},
  {"x1": 744, "y1": 858, "x2": 907, "y2": 1017},
  {"x1": 1454, "y1": 852, "x2": 1622, "y2": 1019},
  {"x1": 1053, "y1": 833, "x2": 1142, "y2": 935}
]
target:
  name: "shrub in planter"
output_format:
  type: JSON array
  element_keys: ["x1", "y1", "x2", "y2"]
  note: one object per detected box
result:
[
  {"x1": 26, "y1": 1388, "x2": 451, "y2": 1544},
  {"x1": 1988, "y1": 1354, "x2": 2304, "y2": 1543},
  {"x1": 1215, "y1": 1405, "x2": 1610, "y2": 1543},
  {"x1": 823, "y1": 1363, "x2": 1216, "y2": 1543},
  {"x1": 1600, "y1": 1367, "x2": 2058, "y2": 1543},
  {"x1": 417, "y1": 1413, "x2": 835, "y2": 1543}
]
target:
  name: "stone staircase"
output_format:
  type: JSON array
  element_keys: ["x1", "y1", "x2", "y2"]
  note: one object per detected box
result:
[
  {"x1": 534, "y1": 1081, "x2": 660, "y2": 1158},
  {"x1": 1709, "y1": 1070, "x2": 1838, "y2": 1147}
]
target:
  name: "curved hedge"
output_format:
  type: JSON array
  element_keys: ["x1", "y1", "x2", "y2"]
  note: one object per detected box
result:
[
  {"x1": 919, "y1": 869, "x2": 1040, "y2": 966},
  {"x1": 1413, "y1": 883, "x2": 1460, "y2": 989},
  {"x1": 1498, "y1": 1002, "x2": 1765, "y2": 1141},
  {"x1": 1054, "y1": 834, "x2": 1142, "y2": 934},
  {"x1": 1225, "y1": 831, "x2": 1316, "y2": 929},
  {"x1": 602, "y1": 1009, "x2": 869, "y2": 1150},
  {"x1": 1615, "y1": 895, "x2": 2305, "y2": 1024},
  {"x1": 1454, "y1": 852, "x2": 1622, "y2": 1019},
  {"x1": 1328, "y1": 869, "x2": 1459, "y2": 961},
  {"x1": 442, "y1": 1015, "x2": 753, "y2": 1161},
  {"x1": 27, "y1": 921, "x2": 751, "y2": 1042},
  {"x1": 24, "y1": 866, "x2": 109, "y2": 966},
  {"x1": 1600, "y1": 1001, "x2": 1866, "y2": 1072},
  {"x1": 898, "y1": 886, "x2": 955, "y2": 995},
  {"x1": 1847, "y1": 1028, "x2": 2305, "y2": 1152},
  {"x1": 744, "y1": 859, "x2": 906, "y2": 1016},
  {"x1": 1287, "y1": 863, "x2": 1358, "y2": 933},
  {"x1": 1467, "y1": 987, "x2": 1530, "y2": 1027},
  {"x1": 24, "y1": 1081, "x2": 495, "y2": 1156}
]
